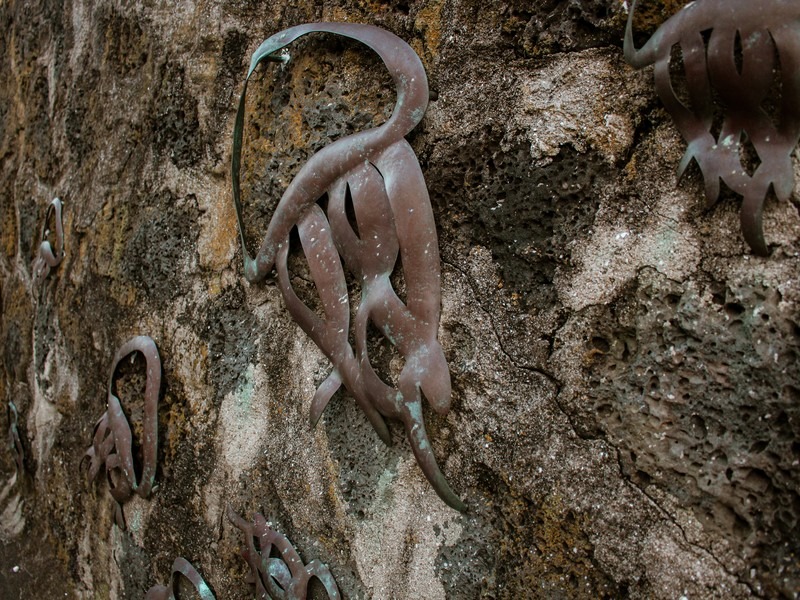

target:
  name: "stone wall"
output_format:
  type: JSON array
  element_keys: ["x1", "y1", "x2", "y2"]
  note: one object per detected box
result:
[{"x1": 0, "y1": 0, "x2": 798, "y2": 598}]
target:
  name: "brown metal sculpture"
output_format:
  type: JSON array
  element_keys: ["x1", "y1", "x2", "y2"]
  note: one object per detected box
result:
[
  {"x1": 145, "y1": 557, "x2": 216, "y2": 600},
  {"x1": 228, "y1": 507, "x2": 340, "y2": 600},
  {"x1": 81, "y1": 336, "x2": 161, "y2": 528},
  {"x1": 624, "y1": 0, "x2": 800, "y2": 255},
  {"x1": 232, "y1": 24, "x2": 465, "y2": 511},
  {"x1": 32, "y1": 197, "x2": 64, "y2": 284},
  {"x1": 7, "y1": 401, "x2": 24, "y2": 476}
]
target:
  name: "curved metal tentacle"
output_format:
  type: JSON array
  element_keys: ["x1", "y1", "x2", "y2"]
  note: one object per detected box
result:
[
  {"x1": 305, "y1": 560, "x2": 341, "y2": 600},
  {"x1": 232, "y1": 23, "x2": 428, "y2": 282},
  {"x1": 104, "y1": 393, "x2": 136, "y2": 502},
  {"x1": 7, "y1": 401, "x2": 24, "y2": 476},
  {"x1": 81, "y1": 336, "x2": 161, "y2": 528},
  {"x1": 740, "y1": 189, "x2": 769, "y2": 256},
  {"x1": 623, "y1": 0, "x2": 659, "y2": 68},
  {"x1": 401, "y1": 393, "x2": 467, "y2": 512},
  {"x1": 275, "y1": 206, "x2": 391, "y2": 444},
  {"x1": 309, "y1": 370, "x2": 343, "y2": 428},
  {"x1": 39, "y1": 197, "x2": 65, "y2": 267},
  {"x1": 145, "y1": 557, "x2": 216, "y2": 600},
  {"x1": 33, "y1": 197, "x2": 65, "y2": 284},
  {"x1": 106, "y1": 335, "x2": 161, "y2": 498},
  {"x1": 326, "y1": 179, "x2": 364, "y2": 276},
  {"x1": 373, "y1": 142, "x2": 443, "y2": 326},
  {"x1": 371, "y1": 143, "x2": 452, "y2": 412},
  {"x1": 624, "y1": 0, "x2": 800, "y2": 255},
  {"x1": 228, "y1": 507, "x2": 341, "y2": 600}
]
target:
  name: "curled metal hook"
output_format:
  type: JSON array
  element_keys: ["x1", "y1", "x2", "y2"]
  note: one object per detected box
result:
[
  {"x1": 32, "y1": 197, "x2": 64, "y2": 284},
  {"x1": 232, "y1": 24, "x2": 465, "y2": 512},
  {"x1": 145, "y1": 557, "x2": 216, "y2": 600},
  {"x1": 81, "y1": 336, "x2": 161, "y2": 528},
  {"x1": 624, "y1": 0, "x2": 800, "y2": 255},
  {"x1": 228, "y1": 507, "x2": 340, "y2": 600}
]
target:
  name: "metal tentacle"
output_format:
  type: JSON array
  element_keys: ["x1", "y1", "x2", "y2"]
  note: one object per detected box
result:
[
  {"x1": 81, "y1": 336, "x2": 161, "y2": 529},
  {"x1": 7, "y1": 401, "x2": 24, "y2": 476},
  {"x1": 228, "y1": 507, "x2": 341, "y2": 600},
  {"x1": 145, "y1": 557, "x2": 216, "y2": 600},
  {"x1": 33, "y1": 197, "x2": 65, "y2": 284},
  {"x1": 623, "y1": 0, "x2": 800, "y2": 255}
]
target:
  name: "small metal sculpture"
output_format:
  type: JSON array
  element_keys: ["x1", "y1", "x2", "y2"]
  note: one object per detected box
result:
[
  {"x1": 624, "y1": 0, "x2": 800, "y2": 255},
  {"x1": 145, "y1": 557, "x2": 216, "y2": 600},
  {"x1": 228, "y1": 508, "x2": 340, "y2": 600},
  {"x1": 232, "y1": 24, "x2": 465, "y2": 511},
  {"x1": 32, "y1": 197, "x2": 64, "y2": 283},
  {"x1": 81, "y1": 336, "x2": 161, "y2": 528},
  {"x1": 7, "y1": 401, "x2": 24, "y2": 476}
]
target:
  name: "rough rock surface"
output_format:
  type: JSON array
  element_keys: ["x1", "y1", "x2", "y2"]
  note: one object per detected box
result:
[{"x1": 1, "y1": 0, "x2": 798, "y2": 598}]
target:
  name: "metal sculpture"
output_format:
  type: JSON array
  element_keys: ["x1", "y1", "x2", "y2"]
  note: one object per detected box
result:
[
  {"x1": 232, "y1": 24, "x2": 465, "y2": 511},
  {"x1": 145, "y1": 558, "x2": 216, "y2": 600},
  {"x1": 7, "y1": 401, "x2": 24, "y2": 476},
  {"x1": 32, "y1": 197, "x2": 64, "y2": 283},
  {"x1": 228, "y1": 508, "x2": 340, "y2": 600},
  {"x1": 624, "y1": 0, "x2": 800, "y2": 255},
  {"x1": 81, "y1": 336, "x2": 161, "y2": 528}
]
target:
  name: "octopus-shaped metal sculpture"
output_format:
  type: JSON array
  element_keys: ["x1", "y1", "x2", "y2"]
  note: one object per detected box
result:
[
  {"x1": 232, "y1": 24, "x2": 465, "y2": 511},
  {"x1": 32, "y1": 197, "x2": 64, "y2": 284},
  {"x1": 81, "y1": 336, "x2": 161, "y2": 528},
  {"x1": 145, "y1": 557, "x2": 216, "y2": 600},
  {"x1": 624, "y1": 0, "x2": 800, "y2": 255},
  {"x1": 228, "y1": 508, "x2": 340, "y2": 600}
]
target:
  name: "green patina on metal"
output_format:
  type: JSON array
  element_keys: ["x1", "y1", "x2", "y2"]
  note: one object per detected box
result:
[
  {"x1": 228, "y1": 508, "x2": 341, "y2": 599},
  {"x1": 80, "y1": 336, "x2": 161, "y2": 529},
  {"x1": 145, "y1": 557, "x2": 216, "y2": 600}
]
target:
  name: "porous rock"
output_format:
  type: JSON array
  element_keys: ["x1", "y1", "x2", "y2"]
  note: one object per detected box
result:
[{"x1": 0, "y1": 1, "x2": 798, "y2": 598}]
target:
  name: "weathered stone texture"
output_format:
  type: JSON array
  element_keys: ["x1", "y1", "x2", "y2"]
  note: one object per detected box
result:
[{"x1": 1, "y1": 0, "x2": 798, "y2": 598}]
